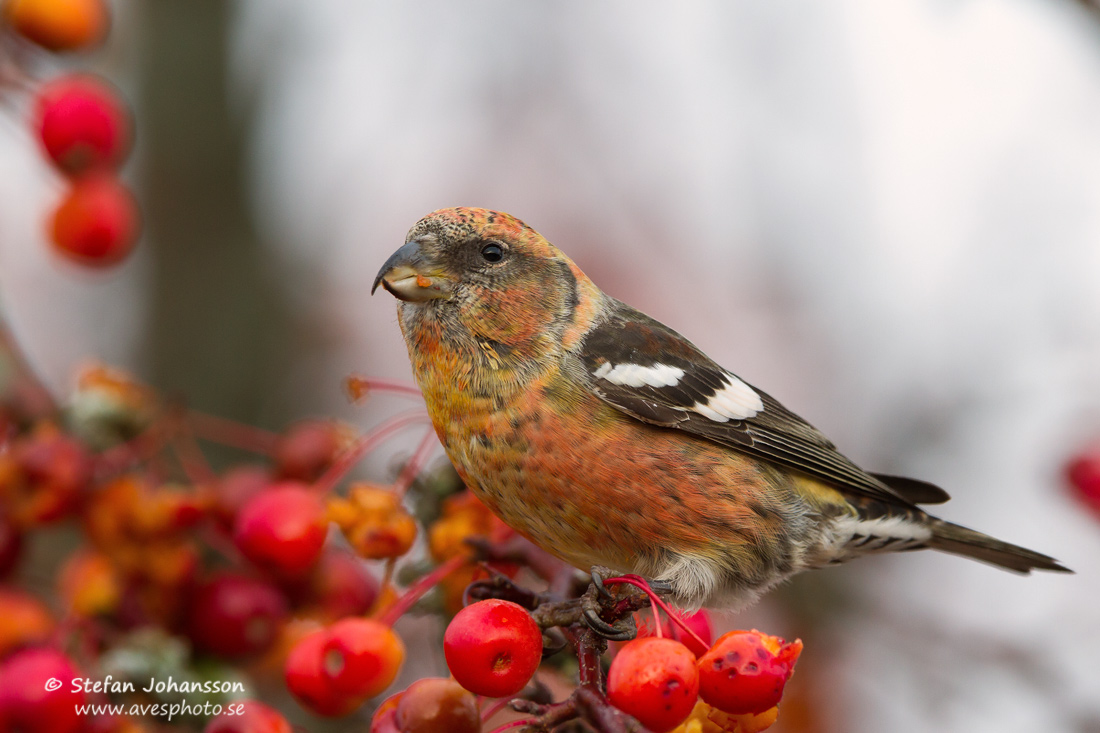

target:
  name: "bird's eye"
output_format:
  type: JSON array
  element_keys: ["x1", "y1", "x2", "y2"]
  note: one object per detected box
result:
[{"x1": 480, "y1": 243, "x2": 504, "y2": 263}]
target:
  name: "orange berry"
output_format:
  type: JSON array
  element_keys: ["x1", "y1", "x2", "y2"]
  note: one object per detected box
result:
[
  {"x1": 58, "y1": 549, "x2": 120, "y2": 617},
  {"x1": 4, "y1": 0, "x2": 108, "y2": 52},
  {"x1": 0, "y1": 589, "x2": 54, "y2": 657},
  {"x1": 327, "y1": 484, "x2": 417, "y2": 560}
]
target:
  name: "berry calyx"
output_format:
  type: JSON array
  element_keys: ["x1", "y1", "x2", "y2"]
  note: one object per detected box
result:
[
  {"x1": 444, "y1": 599, "x2": 542, "y2": 698},
  {"x1": 696, "y1": 630, "x2": 802, "y2": 716},
  {"x1": 284, "y1": 629, "x2": 360, "y2": 717},
  {"x1": 607, "y1": 636, "x2": 699, "y2": 733}
]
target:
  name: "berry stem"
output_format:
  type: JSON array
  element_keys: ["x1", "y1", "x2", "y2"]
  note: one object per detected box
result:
[
  {"x1": 312, "y1": 410, "x2": 430, "y2": 495},
  {"x1": 170, "y1": 415, "x2": 217, "y2": 485},
  {"x1": 391, "y1": 426, "x2": 438, "y2": 498},
  {"x1": 344, "y1": 375, "x2": 424, "y2": 402},
  {"x1": 377, "y1": 554, "x2": 467, "y2": 627},
  {"x1": 484, "y1": 719, "x2": 532, "y2": 733},
  {"x1": 186, "y1": 411, "x2": 280, "y2": 455},
  {"x1": 480, "y1": 696, "x2": 515, "y2": 723},
  {"x1": 602, "y1": 575, "x2": 708, "y2": 652}
]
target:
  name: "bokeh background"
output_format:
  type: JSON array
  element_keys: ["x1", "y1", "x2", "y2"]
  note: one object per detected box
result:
[{"x1": 2, "y1": 1, "x2": 1099, "y2": 731}]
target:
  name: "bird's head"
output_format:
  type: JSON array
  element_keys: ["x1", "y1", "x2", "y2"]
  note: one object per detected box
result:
[{"x1": 373, "y1": 207, "x2": 595, "y2": 352}]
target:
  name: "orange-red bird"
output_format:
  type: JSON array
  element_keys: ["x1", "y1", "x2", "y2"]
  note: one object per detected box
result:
[{"x1": 374, "y1": 207, "x2": 1069, "y2": 610}]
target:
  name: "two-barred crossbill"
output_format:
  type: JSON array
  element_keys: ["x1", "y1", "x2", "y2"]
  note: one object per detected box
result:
[{"x1": 374, "y1": 207, "x2": 1069, "y2": 609}]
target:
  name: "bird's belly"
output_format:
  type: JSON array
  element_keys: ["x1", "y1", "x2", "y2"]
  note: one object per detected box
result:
[{"x1": 434, "y1": 385, "x2": 808, "y2": 584}]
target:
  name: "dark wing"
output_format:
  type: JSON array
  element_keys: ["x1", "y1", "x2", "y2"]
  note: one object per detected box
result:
[{"x1": 574, "y1": 300, "x2": 950, "y2": 507}]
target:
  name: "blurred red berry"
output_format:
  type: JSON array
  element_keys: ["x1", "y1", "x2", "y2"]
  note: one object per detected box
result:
[
  {"x1": 234, "y1": 482, "x2": 327, "y2": 577},
  {"x1": 635, "y1": 608, "x2": 714, "y2": 659},
  {"x1": 12, "y1": 428, "x2": 92, "y2": 523},
  {"x1": 0, "y1": 648, "x2": 85, "y2": 733},
  {"x1": 368, "y1": 692, "x2": 402, "y2": 733},
  {"x1": 309, "y1": 549, "x2": 379, "y2": 619},
  {"x1": 697, "y1": 630, "x2": 802, "y2": 716},
  {"x1": 321, "y1": 618, "x2": 405, "y2": 699},
  {"x1": 285, "y1": 629, "x2": 360, "y2": 717},
  {"x1": 50, "y1": 174, "x2": 140, "y2": 268},
  {"x1": 34, "y1": 74, "x2": 132, "y2": 175},
  {"x1": 4, "y1": 0, "x2": 108, "y2": 51},
  {"x1": 395, "y1": 677, "x2": 480, "y2": 733},
  {"x1": 607, "y1": 637, "x2": 699, "y2": 733},
  {"x1": 212, "y1": 465, "x2": 272, "y2": 528},
  {"x1": 1066, "y1": 451, "x2": 1100, "y2": 518},
  {"x1": 205, "y1": 700, "x2": 292, "y2": 733},
  {"x1": 274, "y1": 420, "x2": 348, "y2": 482},
  {"x1": 444, "y1": 599, "x2": 542, "y2": 698},
  {"x1": 188, "y1": 574, "x2": 288, "y2": 658}
]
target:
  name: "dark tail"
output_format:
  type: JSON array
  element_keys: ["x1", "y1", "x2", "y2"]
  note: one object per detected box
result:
[{"x1": 929, "y1": 521, "x2": 1072, "y2": 574}]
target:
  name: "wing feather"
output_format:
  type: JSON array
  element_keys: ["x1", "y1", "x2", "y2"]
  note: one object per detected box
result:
[{"x1": 574, "y1": 300, "x2": 947, "y2": 507}]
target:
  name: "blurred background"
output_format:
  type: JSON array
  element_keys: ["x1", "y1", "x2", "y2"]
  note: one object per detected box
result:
[{"x1": 2, "y1": 0, "x2": 1099, "y2": 730}]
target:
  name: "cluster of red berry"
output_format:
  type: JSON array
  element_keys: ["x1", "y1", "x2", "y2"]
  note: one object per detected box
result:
[
  {"x1": 3, "y1": 0, "x2": 139, "y2": 267},
  {"x1": 1, "y1": 4, "x2": 815, "y2": 731}
]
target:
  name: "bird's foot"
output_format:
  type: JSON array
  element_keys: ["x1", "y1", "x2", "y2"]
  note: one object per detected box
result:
[
  {"x1": 581, "y1": 567, "x2": 674, "y2": 641},
  {"x1": 581, "y1": 583, "x2": 637, "y2": 641}
]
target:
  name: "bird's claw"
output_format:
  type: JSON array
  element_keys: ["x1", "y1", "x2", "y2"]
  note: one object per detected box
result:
[
  {"x1": 589, "y1": 566, "x2": 616, "y2": 600},
  {"x1": 581, "y1": 579, "x2": 637, "y2": 641},
  {"x1": 582, "y1": 604, "x2": 636, "y2": 641}
]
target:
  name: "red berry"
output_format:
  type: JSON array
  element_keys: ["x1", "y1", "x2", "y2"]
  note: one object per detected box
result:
[
  {"x1": 4, "y1": 0, "x2": 108, "y2": 52},
  {"x1": 34, "y1": 74, "x2": 132, "y2": 175},
  {"x1": 234, "y1": 482, "x2": 327, "y2": 577},
  {"x1": 321, "y1": 618, "x2": 405, "y2": 699},
  {"x1": 205, "y1": 700, "x2": 292, "y2": 733},
  {"x1": 188, "y1": 573, "x2": 288, "y2": 658},
  {"x1": 670, "y1": 609, "x2": 713, "y2": 658},
  {"x1": 607, "y1": 637, "x2": 699, "y2": 733},
  {"x1": 634, "y1": 608, "x2": 714, "y2": 658},
  {"x1": 1066, "y1": 451, "x2": 1100, "y2": 518},
  {"x1": 274, "y1": 420, "x2": 346, "y2": 482},
  {"x1": 285, "y1": 629, "x2": 360, "y2": 717},
  {"x1": 50, "y1": 174, "x2": 140, "y2": 267},
  {"x1": 697, "y1": 630, "x2": 802, "y2": 716},
  {"x1": 395, "y1": 677, "x2": 480, "y2": 733},
  {"x1": 444, "y1": 599, "x2": 542, "y2": 698},
  {"x1": 0, "y1": 648, "x2": 85, "y2": 733}
]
